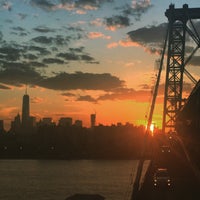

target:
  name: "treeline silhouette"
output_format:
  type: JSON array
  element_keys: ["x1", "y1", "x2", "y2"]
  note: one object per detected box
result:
[{"x1": 0, "y1": 124, "x2": 147, "y2": 159}]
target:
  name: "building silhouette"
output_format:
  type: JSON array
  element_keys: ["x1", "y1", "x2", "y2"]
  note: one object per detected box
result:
[
  {"x1": 58, "y1": 117, "x2": 72, "y2": 127},
  {"x1": 11, "y1": 113, "x2": 21, "y2": 132},
  {"x1": 22, "y1": 90, "x2": 30, "y2": 128},
  {"x1": 90, "y1": 113, "x2": 96, "y2": 128},
  {"x1": 0, "y1": 120, "x2": 4, "y2": 133},
  {"x1": 74, "y1": 120, "x2": 82, "y2": 127},
  {"x1": 39, "y1": 117, "x2": 55, "y2": 126}
]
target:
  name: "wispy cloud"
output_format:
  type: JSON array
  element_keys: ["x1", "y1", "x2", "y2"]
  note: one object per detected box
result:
[
  {"x1": 88, "y1": 32, "x2": 111, "y2": 39},
  {"x1": 30, "y1": 0, "x2": 113, "y2": 12},
  {"x1": 1, "y1": 1, "x2": 12, "y2": 11},
  {"x1": 105, "y1": 15, "x2": 131, "y2": 31}
]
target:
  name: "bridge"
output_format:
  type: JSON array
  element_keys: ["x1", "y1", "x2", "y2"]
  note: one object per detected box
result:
[{"x1": 131, "y1": 4, "x2": 200, "y2": 200}]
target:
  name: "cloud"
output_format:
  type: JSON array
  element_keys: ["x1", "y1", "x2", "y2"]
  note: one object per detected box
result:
[
  {"x1": 97, "y1": 88, "x2": 136, "y2": 101},
  {"x1": 0, "y1": 68, "x2": 124, "y2": 94},
  {"x1": 0, "y1": 84, "x2": 10, "y2": 90},
  {"x1": 69, "y1": 47, "x2": 84, "y2": 53},
  {"x1": 0, "y1": 45, "x2": 23, "y2": 61},
  {"x1": 88, "y1": 32, "x2": 111, "y2": 39},
  {"x1": 127, "y1": 20, "x2": 200, "y2": 57},
  {"x1": 0, "y1": 58, "x2": 150, "y2": 102},
  {"x1": 0, "y1": 31, "x2": 3, "y2": 41},
  {"x1": 10, "y1": 26, "x2": 29, "y2": 37},
  {"x1": 59, "y1": 86, "x2": 153, "y2": 103},
  {"x1": 68, "y1": 87, "x2": 153, "y2": 103},
  {"x1": 17, "y1": 13, "x2": 28, "y2": 20},
  {"x1": 127, "y1": 23, "x2": 167, "y2": 53},
  {"x1": 80, "y1": 54, "x2": 95, "y2": 62},
  {"x1": 28, "y1": 45, "x2": 51, "y2": 55},
  {"x1": 31, "y1": 97, "x2": 44, "y2": 104},
  {"x1": 103, "y1": 0, "x2": 152, "y2": 30},
  {"x1": 97, "y1": 87, "x2": 148, "y2": 102},
  {"x1": 23, "y1": 53, "x2": 38, "y2": 60},
  {"x1": 30, "y1": 0, "x2": 113, "y2": 12},
  {"x1": 77, "y1": 95, "x2": 97, "y2": 103},
  {"x1": 30, "y1": 0, "x2": 56, "y2": 11},
  {"x1": 0, "y1": 106, "x2": 18, "y2": 121},
  {"x1": 130, "y1": 0, "x2": 152, "y2": 20},
  {"x1": 38, "y1": 72, "x2": 125, "y2": 91},
  {"x1": 4, "y1": 19, "x2": 13, "y2": 24},
  {"x1": 32, "y1": 36, "x2": 54, "y2": 44},
  {"x1": 105, "y1": 15, "x2": 131, "y2": 31},
  {"x1": 107, "y1": 37, "x2": 142, "y2": 48},
  {"x1": 31, "y1": 34, "x2": 74, "y2": 46},
  {"x1": 1, "y1": 1, "x2": 12, "y2": 11},
  {"x1": 0, "y1": 30, "x2": 97, "y2": 78},
  {"x1": 119, "y1": 39, "x2": 141, "y2": 47},
  {"x1": 28, "y1": 61, "x2": 47, "y2": 68},
  {"x1": 0, "y1": 66, "x2": 43, "y2": 87},
  {"x1": 188, "y1": 56, "x2": 200, "y2": 66},
  {"x1": 61, "y1": 92, "x2": 76, "y2": 97},
  {"x1": 75, "y1": 9, "x2": 87, "y2": 14},
  {"x1": 57, "y1": 52, "x2": 80, "y2": 61},
  {"x1": 0, "y1": 43, "x2": 51, "y2": 64},
  {"x1": 128, "y1": 23, "x2": 167, "y2": 44},
  {"x1": 89, "y1": 18, "x2": 103, "y2": 27},
  {"x1": 57, "y1": 51, "x2": 98, "y2": 63},
  {"x1": 107, "y1": 42, "x2": 118, "y2": 48},
  {"x1": 33, "y1": 25, "x2": 56, "y2": 33},
  {"x1": 42, "y1": 58, "x2": 64, "y2": 64},
  {"x1": 11, "y1": 26, "x2": 26, "y2": 32}
]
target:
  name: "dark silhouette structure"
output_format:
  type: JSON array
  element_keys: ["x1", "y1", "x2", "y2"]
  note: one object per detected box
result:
[
  {"x1": 176, "y1": 80, "x2": 200, "y2": 132},
  {"x1": 131, "y1": 4, "x2": 200, "y2": 200},
  {"x1": 90, "y1": 113, "x2": 96, "y2": 128},
  {"x1": 22, "y1": 90, "x2": 30, "y2": 127},
  {"x1": 162, "y1": 4, "x2": 200, "y2": 133}
]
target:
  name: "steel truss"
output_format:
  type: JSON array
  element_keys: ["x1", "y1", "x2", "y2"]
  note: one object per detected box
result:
[{"x1": 163, "y1": 4, "x2": 200, "y2": 133}]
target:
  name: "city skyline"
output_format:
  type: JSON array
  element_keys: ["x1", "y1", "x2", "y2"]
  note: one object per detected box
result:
[
  {"x1": 7, "y1": 90, "x2": 97, "y2": 131},
  {"x1": 1, "y1": 1, "x2": 200, "y2": 130}
]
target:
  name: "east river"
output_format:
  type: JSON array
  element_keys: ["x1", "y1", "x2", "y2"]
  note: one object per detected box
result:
[{"x1": 0, "y1": 159, "x2": 150, "y2": 200}]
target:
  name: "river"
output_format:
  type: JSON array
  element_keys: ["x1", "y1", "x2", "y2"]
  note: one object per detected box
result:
[{"x1": 0, "y1": 159, "x2": 150, "y2": 200}]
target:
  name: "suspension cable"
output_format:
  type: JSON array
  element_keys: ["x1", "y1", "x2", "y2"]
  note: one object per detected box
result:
[{"x1": 146, "y1": 23, "x2": 169, "y2": 132}]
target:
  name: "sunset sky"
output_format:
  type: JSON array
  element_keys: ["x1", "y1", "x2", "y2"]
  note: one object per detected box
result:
[{"x1": 0, "y1": 0, "x2": 200, "y2": 130}]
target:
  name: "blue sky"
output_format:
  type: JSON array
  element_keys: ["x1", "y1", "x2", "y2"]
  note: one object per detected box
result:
[{"x1": 0, "y1": 0, "x2": 200, "y2": 130}]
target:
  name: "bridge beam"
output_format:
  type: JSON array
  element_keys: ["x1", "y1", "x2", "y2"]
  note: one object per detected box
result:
[{"x1": 162, "y1": 4, "x2": 200, "y2": 133}]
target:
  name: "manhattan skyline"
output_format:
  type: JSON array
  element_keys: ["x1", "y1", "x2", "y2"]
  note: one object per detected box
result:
[{"x1": 1, "y1": 0, "x2": 200, "y2": 130}]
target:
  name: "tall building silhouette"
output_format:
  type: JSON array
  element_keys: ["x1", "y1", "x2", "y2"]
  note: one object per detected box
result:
[
  {"x1": 22, "y1": 90, "x2": 30, "y2": 127},
  {"x1": 90, "y1": 113, "x2": 96, "y2": 128},
  {"x1": 0, "y1": 120, "x2": 4, "y2": 132}
]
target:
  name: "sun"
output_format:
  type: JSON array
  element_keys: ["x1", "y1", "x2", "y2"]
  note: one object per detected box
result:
[
  {"x1": 145, "y1": 122, "x2": 155, "y2": 136},
  {"x1": 150, "y1": 123, "x2": 154, "y2": 133}
]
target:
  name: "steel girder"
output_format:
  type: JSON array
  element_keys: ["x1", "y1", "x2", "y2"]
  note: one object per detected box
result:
[
  {"x1": 163, "y1": 4, "x2": 200, "y2": 133},
  {"x1": 162, "y1": 21, "x2": 186, "y2": 132}
]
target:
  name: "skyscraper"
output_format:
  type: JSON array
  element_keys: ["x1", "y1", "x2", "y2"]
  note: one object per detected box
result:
[
  {"x1": 22, "y1": 91, "x2": 30, "y2": 127},
  {"x1": 90, "y1": 113, "x2": 96, "y2": 128}
]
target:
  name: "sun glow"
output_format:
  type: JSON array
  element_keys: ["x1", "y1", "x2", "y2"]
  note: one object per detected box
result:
[
  {"x1": 146, "y1": 122, "x2": 155, "y2": 136},
  {"x1": 150, "y1": 123, "x2": 154, "y2": 132}
]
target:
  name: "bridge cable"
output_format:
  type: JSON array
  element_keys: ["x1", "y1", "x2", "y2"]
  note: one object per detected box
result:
[
  {"x1": 146, "y1": 23, "x2": 169, "y2": 133},
  {"x1": 130, "y1": 23, "x2": 169, "y2": 200}
]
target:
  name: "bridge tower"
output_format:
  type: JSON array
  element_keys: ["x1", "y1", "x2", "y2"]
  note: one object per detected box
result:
[{"x1": 162, "y1": 4, "x2": 200, "y2": 133}]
